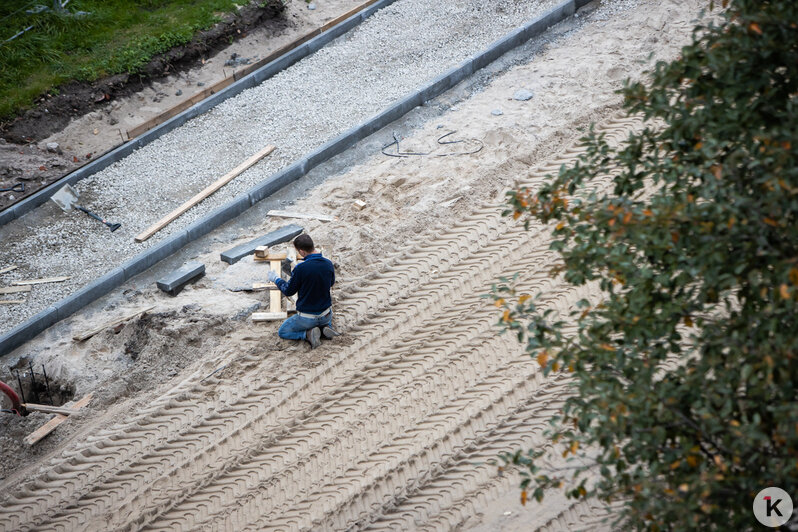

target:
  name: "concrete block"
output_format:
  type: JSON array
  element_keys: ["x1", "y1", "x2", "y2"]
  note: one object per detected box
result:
[
  {"x1": 247, "y1": 163, "x2": 304, "y2": 204},
  {"x1": 157, "y1": 261, "x2": 205, "y2": 296},
  {"x1": 121, "y1": 231, "x2": 189, "y2": 279},
  {"x1": 0, "y1": 306, "x2": 58, "y2": 357},
  {"x1": 55, "y1": 267, "x2": 126, "y2": 321},
  {"x1": 220, "y1": 224, "x2": 303, "y2": 265},
  {"x1": 186, "y1": 195, "x2": 250, "y2": 242}
]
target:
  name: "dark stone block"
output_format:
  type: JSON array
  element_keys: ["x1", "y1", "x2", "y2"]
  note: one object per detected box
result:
[
  {"x1": 220, "y1": 224, "x2": 303, "y2": 265},
  {"x1": 156, "y1": 261, "x2": 205, "y2": 296}
]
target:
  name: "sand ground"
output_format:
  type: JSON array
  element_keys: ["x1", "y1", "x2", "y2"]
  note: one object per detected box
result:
[{"x1": 0, "y1": 0, "x2": 707, "y2": 529}]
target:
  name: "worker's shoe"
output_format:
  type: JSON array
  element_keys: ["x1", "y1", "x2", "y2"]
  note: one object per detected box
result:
[
  {"x1": 321, "y1": 326, "x2": 340, "y2": 339},
  {"x1": 306, "y1": 327, "x2": 322, "y2": 349}
]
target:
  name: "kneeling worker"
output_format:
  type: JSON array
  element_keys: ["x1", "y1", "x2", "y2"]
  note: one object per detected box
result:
[{"x1": 267, "y1": 234, "x2": 338, "y2": 348}]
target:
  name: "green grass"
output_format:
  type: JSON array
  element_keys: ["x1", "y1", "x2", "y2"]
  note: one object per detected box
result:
[{"x1": 0, "y1": 0, "x2": 250, "y2": 120}]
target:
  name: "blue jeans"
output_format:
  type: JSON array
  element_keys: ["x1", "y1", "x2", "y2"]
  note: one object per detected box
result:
[{"x1": 278, "y1": 311, "x2": 333, "y2": 341}]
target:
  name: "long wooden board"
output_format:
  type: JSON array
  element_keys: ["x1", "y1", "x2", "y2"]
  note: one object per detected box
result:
[
  {"x1": 0, "y1": 285, "x2": 31, "y2": 295},
  {"x1": 134, "y1": 145, "x2": 275, "y2": 242},
  {"x1": 252, "y1": 311, "x2": 288, "y2": 322},
  {"x1": 24, "y1": 393, "x2": 94, "y2": 446},
  {"x1": 12, "y1": 276, "x2": 70, "y2": 286},
  {"x1": 267, "y1": 210, "x2": 336, "y2": 222},
  {"x1": 0, "y1": 300, "x2": 24, "y2": 305},
  {"x1": 0, "y1": 265, "x2": 17, "y2": 275},
  {"x1": 270, "y1": 260, "x2": 282, "y2": 313},
  {"x1": 23, "y1": 403, "x2": 81, "y2": 416},
  {"x1": 73, "y1": 305, "x2": 155, "y2": 342}
]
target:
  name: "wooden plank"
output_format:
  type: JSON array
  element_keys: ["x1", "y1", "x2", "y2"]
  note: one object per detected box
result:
[
  {"x1": 253, "y1": 252, "x2": 288, "y2": 262},
  {"x1": 23, "y1": 404, "x2": 81, "y2": 416},
  {"x1": 135, "y1": 145, "x2": 275, "y2": 243},
  {"x1": 0, "y1": 285, "x2": 31, "y2": 295},
  {"x1": 0, "y1": 265, "x2": 17, "y2": 275},
  {"x1": 0, "y1": 300, "x2": 24, "y2": 305},
  {"x1": 252, "y1": 282, "x2": 279, "y2": 291},
  {"x1": 267, "y1": 210, "x2": 336, "y2": 222},
  {"x1": 270, "y1": 260, "x2": 282, "y2": 313},
  {"x1": 254, "y1": 245, "x2": 269, "y2": 258},
  {"x1": 73, "y1": 305, "x2": 155, "y2": 342},
  {"x1": 24, "y1": 393, "x2": 94, "y2": 446},
  {"x1": 352, "y1": 199, "x2": 367, "y2": 211},
  {"x1": 252, "y1": 311, "x2": 288, "y2": 322},
  {"x1": 11, "y1": 276, "x2": 70, "y2": 286}
]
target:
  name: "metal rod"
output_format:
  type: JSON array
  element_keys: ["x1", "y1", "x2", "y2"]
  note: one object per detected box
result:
[
  {"x1": 28, "y1": 360, "x2": 40, "y2": 404},
  {"x1": 14, "y1": 369, "x2": 26, "y2": 405},
  {"x1": 41, "y1": 364, "x2": 54, "y2": 405}
]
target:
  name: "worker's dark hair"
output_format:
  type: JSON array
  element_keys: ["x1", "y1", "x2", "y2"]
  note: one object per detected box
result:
[{"x1": 293, "y1": 234, "x2": 315, "y2": 253}]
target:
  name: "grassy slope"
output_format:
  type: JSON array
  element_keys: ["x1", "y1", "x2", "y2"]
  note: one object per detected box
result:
[{"x1": 0, "y1": 0, "x2": 250, "y2": 119}]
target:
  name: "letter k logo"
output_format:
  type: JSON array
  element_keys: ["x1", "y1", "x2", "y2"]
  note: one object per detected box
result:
[{"x1": 764, "y1": 496, "x2": 783, "y2": 517}]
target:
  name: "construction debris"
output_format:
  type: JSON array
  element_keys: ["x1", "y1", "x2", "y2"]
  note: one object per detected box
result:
[
  {"x1": 352, "y1": 199, "x2": 367, "y2": 211},
  {"x1": 0, "y1": 285, "x2": 31, "y2": 295},
  {"x1": 11, "y1": 276, "x2": 70, "y2": 286},
  {"x1": 156, "y1": 261, "x2": 205, "y2": 296},
  {"x1": 73, "y1": 306, "x2": 155, "y2": 342},
  {"x1": 267, "y1": 210, "x2": 336, "y2": 222},
  {"x1": 0, "y1": 265, "x2": 18, "y2": 275}
]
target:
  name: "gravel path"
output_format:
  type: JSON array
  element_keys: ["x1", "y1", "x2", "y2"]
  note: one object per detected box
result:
[{"x1": 1, "y1": 0, "x2": 570, "y2": 333}]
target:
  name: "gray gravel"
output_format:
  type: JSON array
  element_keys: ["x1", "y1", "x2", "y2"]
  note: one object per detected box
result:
[{"x1": 1, "y1": 0, "x2": 586, "y2": 333}]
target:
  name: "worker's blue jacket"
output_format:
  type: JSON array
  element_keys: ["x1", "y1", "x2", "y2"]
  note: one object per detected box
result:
[{"x1": 274, "y1": 253, "x2": 335, "y2": 314}]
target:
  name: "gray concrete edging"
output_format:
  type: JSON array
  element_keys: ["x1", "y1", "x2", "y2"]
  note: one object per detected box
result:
[{"x1": 0, "y1": 0, "x2": 585, "y2": 356}]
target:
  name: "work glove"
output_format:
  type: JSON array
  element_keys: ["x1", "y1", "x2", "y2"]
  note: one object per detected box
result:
[{"x1": 267, "y1": 270, "x2": 280, "y2": 283}]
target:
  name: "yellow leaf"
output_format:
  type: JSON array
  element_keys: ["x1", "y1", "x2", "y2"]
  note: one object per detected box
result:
[
  {"x1": 729, "y1": 420, "x2": 740, "y2": 427},
  {"x1": 556, "y1": 221, "x2": 565, "y2": 230},
  {"x1": 494, "y1": 298, "x2": 505, "y2": 308},
  {"x1": 643, "y1": 209, "x2": 654, "y2": 217},
  {"x1": 695, "y1": 142, "x2": 703, "y2": 150},
  {"x1": 571, "y1": 440, "x2": 580, "y2": 454},
  {"x1": 687, "y1": 455, "x2": 699, "y2": 467},
  {"x1": 749, "y1": 22, "x2": 762, "y2": 34},
  {"x1": 552, "y1": 362, "x2": 561, "y2": 372},
  {"x1": 537, "y1": 350, "x2": 549, "y2": 368},
  {"x1": 502, "y1": 310, "x2": 511, "y2": 322},
  {"x1": 678, "y1": 483, "x2": 689, "y2": 492},
  {"x1": 711, "y1": 165, "x2": 722, "y2": 179},
  {"x1": 780, "y1": 284, "x2": 790, "y2": 300},
  {"x1": 521, "y1": 490, "x2": 528, "y2": 506},
  {"x1": 599, "y1": 343, "x2": 616, "y2": 352},
  {"x1": 670, "y1": 460, "x2": 681, "y2": 470},
  {"x1": 683, "y1": 316, "x2": 693, "y2": 327},
  {"x1": 578, "y1": 486, "x2": 587, "y2": 497},
  {"x1": 518, "y1": 294, "x2": 531, "y2": 304},
  {"x1": 764, "y1": 217, "x2": 779, "y2": 227},
  {"x1": 790, "y1": 268, "x2": 798, "y2": 285},
  {"x1": 623, "y1": 211, "x2": 633, "y2": 224},
  {"x1": 513, "y1": 210, "x2": 522, "y2": 220}
]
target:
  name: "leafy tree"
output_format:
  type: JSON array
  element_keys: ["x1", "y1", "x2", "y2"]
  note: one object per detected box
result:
[{"x1": 493, "y1": 0, "x2": 798, "y2": 529}]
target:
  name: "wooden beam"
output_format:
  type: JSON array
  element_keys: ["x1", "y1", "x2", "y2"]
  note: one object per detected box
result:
[
  {"x1": 134, "y1": 145, "x2": 275, "y2": 243},
  {"x1": 254, "y1": 245, "x2": 269, "y2": 258},
  {"x1": 267, "y1": 210, "x2": 336, "y2": 222},
  {"x1": 270, "y1": 260, "x2": 282, "y2": 313},
  {"x1": 252, "y1": 311, "x2": 288, "y2": 322},
  {"x1": 11, "y1": 276, "x2": 70, "y2": 286},
  {"x1": 23, "y1": 404, "x2": 81, "y2": 416},
  {"x1": 0, "y1": 265, "x2": 17, "y2": 275},
  {"x1": 0, "y1": 285, "x2": 31, "y2": 295},
  {"x1": 253, "y1": 252, "x2": 288, "y2": 262},
  {"x1": 0, "y1": 300, "x2": 24, "y2": 305},
  {"x1": 73, "y1": 305, "x2": 155, "y2": 342},
  {"x1": 252, "y1": 282, "x2": 279, "y2": 291},
  {"x1": 24, "y1": 393, "x2": 94, "y2": 446}
]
